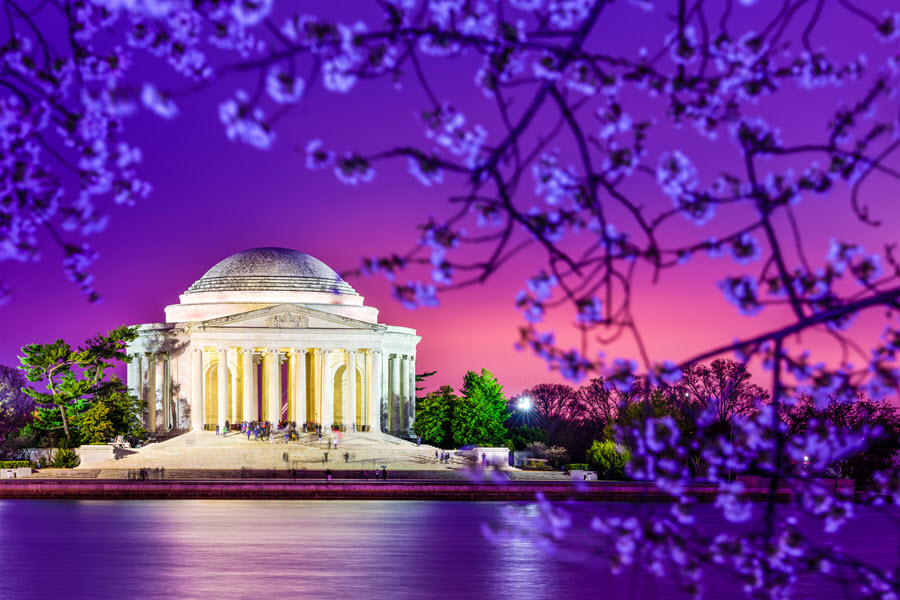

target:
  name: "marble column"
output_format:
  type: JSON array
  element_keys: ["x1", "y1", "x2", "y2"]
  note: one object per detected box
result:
[
  {"x1": 280, "y1": 352, "x2": 288, "y2": 420},
  {"x1": 146, "y1": 353, "x2": 156, "y2": 432},
  {"x1": 408, "y1": 355, "x2": 416, "y2": 435},
  {"x1": 266, "y1": 349, "x2": 281, "y2": 424},
  {"x1": 293, "y1": 349, "x2": 307, "y2": 425},
  {"x1": 311, "y1": 349, "x2": 320, "y2": 424},
  {"x1": 130, "y1": 353, "x2": 143, "y2": 408},
  {"x1": 251, "y1": 354, "x2": 261, "y2": 421},
  {"x1": 370, "y1": 350, "x2": 382, "y2": 432},
  {"x1": 191, "y1": 348, "x2": 203, "y2": 431},
  {"x1": 156, "y1": 354, "x2": 167, "y2": 431},
  {"x1": 127, "y1": 354, "x2": 139, "y2": 400},
  {"x1": 378, "y1": 352, "x2": 391, "y2": 433},
  {"x1": 227, "y1": 348, "x2": 238, "y2": 423},
  {"x1": 347, "y1": 350, "x2": 357, "y2": 430},
  {"x1": 321, "y1": 350, "x2": 333, "y2": 430},
  {"x1": 241, "y1": 349, "x2": 253, "y2": 423},
  {"x1": 400, "y1": 355, "x2": 410, "y2": 435},
  {"x1": 390, "y1": 354, "x2": 401, "y2": 435},
  {"x1": 217, "y1": 348, "x2": 228, "y2": 430}
]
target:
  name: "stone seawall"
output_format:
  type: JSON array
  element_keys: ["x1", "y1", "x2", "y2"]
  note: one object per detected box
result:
[{"x1": 0, "y1": 479, "x2": 798, "y2": 501}]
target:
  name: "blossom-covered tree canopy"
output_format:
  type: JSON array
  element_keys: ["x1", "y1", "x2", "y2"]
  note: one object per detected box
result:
[
  {"x1": 0, "y1": 364, "x2": 33, "y2": 445},
  {"x1": 3, "y1": 0, "x2": 898, "y2": 389},
  {"x1": 4, "y1": 0, "x2": 900, "y2": 596}
]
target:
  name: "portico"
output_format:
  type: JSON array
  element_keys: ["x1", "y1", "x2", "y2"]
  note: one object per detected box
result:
[{"x1": 126, "y1": 248, "x2": 420, "y2": 437}]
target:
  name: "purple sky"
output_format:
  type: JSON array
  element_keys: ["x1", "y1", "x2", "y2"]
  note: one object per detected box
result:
[{"x1": 1, "y1": 1, "x2": 897, "y2": 396}]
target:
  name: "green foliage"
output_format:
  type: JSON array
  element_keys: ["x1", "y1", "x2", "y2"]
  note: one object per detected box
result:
[
  {"x1": 506, "y1": 425, "x2": 548, "y2": 451},
  {"x1": 77, "y1": 400, "x2": 115, "y2": 444},
  {"x1": 566, "y1": 463, "x2": 589, "y2": 471},
  {"x1": 0, "y1": 461, "x2": 32, "y2": 468},
  {"x1": 18, "y1": 326, "x2": 138, "y2": 441},
  {"x1": 28, "y1": 399, "x2": 88, "y2": 446},
  {"x1": 587, "y1": 440, "x2": 631, "y2": 480},
  {"x1": 75, "y1": 378, "x2": 147, "y2": 446},
  {"x1": 50, "y1": 439, "x2": 80, "y2": 469},
  {"x1": 414, "y1": 385, "x2": 457, "y2": 447},
  {"x1": 452, "y1": 369, "x2": 508, "y2": 446}
]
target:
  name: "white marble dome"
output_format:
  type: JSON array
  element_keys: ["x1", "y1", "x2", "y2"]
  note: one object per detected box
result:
[
  {"x1": 165, "y1": 247, "x2": 377, "y2": 324},
  {"x1": 185, "y1": 247, "x2": 358, "y2": 296}
]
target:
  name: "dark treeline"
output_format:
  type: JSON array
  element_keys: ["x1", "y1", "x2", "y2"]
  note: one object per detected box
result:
[{"x1": 503, "y1": 359, "x2": 900, "y2": 489}]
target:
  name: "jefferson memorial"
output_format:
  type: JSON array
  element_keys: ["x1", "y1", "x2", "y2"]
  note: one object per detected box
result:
[{"x1": 125, "y1": 247, "x2": 420, "y2": 439}]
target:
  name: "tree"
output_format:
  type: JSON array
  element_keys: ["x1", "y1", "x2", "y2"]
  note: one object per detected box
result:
[
  {"x1": 604, "y1": 386, "x2": 694, "y2": 444},
  {"x1": 506, "y1": 426, "x2": 548, "y2": 452},
  {"x1": 574, "y1": 376, "x2": 644, "y2": 431},
  {"x1": 525, "y1": 441, "x2": 570, "y2": 469},
  {"x1": 523, "y1": 383, "x2": 577, "y2": 422},
  {"x1": 414, "y1": 385, "x2": 457, "y2": 448},
  {"x1": 0, "y1": 365, "x2": 33, "y2": 440},
  {"x1": 0, "y1": 365, "x2": 35, "y2": 458},
  {"x1": 452, "y1": 369, "x2": 508, "y2": 447},
  {"x1": 586, "y1": 440, "x2": 631, "y2": 481},
  {"x1": 782, "y1": 394, "x2": 900, "y2": 489},
  {"x1": 679, "y1": 359, "x2": 769, "y2": 426},
  {"x1": 19, "y1": 326, "x2": 138, "y2": 442},
  {"x1": 76, "y1": 378, "x2": 147, "y2": 446},
  {"x1": 516, "y1": 382, "x2": 578, "y2": 447}
]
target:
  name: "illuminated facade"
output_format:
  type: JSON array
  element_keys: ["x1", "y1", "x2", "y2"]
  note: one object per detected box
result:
[{"x1": 125, "y1": 247, "x2": 420, "y2": 437}]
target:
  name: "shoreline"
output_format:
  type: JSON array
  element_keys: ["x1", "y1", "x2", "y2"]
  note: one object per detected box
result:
[{"x1": 0, "y1": 478, "x2": 799, "y2": 501}]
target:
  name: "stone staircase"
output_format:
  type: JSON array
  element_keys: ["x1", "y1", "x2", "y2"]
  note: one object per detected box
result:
[{"x1": 75, "y1": 430, "x2": 472, "y2": 472}]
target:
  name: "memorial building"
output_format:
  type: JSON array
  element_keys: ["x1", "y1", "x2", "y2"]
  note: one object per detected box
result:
[{"x1": 125, "y1": 247, "x2": 420, "y2": 438}]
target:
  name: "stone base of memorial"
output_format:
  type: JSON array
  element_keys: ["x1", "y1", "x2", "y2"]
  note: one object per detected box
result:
[
  {"x1": 0, "y1": 468, "x2": 32, "y2": 479},
  {"x1": 76, "y1": 445, "x2": 117, "y2": 466}
]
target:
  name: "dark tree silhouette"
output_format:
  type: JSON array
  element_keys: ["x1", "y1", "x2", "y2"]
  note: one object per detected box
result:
[
  {"x1": 574, "y1": 376, "x2": 644, "y2": 430},
  {"x1": 678, "y1": 359, "x2": 769, "y2": 425},
  {"x1": 523, "y1": 382, "x2": 577, "y2": 422}
]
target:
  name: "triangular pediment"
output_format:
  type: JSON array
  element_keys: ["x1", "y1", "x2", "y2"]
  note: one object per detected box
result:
[{"x1": 188, "y1": 304, "x2": 385, "y2": 331}]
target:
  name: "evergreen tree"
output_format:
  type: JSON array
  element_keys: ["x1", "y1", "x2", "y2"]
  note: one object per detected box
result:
[
  {"x1": 19, "y1": 326, "x2": 138, "y2": 442},
  {"x1": 414, "y1": 385, "x2": 456, "y2": 448},
  {"x1": 452, "y1": 369, "x2": 508, "y2": 446},
  {"x1": 76, "y1": 377, "x2": 147, "y2": 445}
]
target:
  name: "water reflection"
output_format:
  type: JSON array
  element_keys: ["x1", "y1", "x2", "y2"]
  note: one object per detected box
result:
[{"x1": 1, "y1": 500, "x2": 898, "y2": 600}]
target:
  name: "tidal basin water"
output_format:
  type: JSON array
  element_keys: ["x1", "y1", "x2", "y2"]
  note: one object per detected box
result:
[{"x1": 2, "y1": 499, "x2": 900, "y2": 600}]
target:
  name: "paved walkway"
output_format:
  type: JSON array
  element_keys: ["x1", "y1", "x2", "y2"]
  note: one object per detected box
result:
[{"x1": 80, "y1": 430, "x2": 472, "y2": 471}]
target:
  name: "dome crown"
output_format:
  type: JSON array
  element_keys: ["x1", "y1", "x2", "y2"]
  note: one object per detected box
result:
[{"x1": 185, "y1": 247, "x2": 357, "y2": 296}]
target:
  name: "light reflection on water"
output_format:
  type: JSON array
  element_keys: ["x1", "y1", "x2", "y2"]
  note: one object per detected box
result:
[{"x1": 1, "y1": 499, "x2": 899, "y2": 600}]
